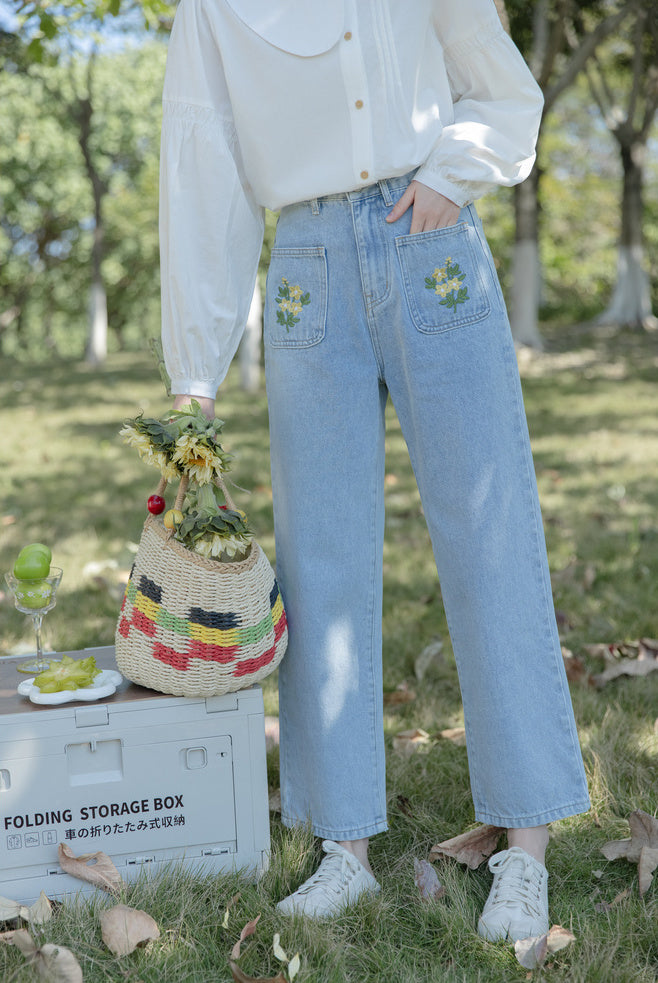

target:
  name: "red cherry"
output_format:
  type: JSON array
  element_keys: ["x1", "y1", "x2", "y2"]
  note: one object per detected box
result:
[{"x1": 147, "y1": 495, "x2": 166, "y2": 515}]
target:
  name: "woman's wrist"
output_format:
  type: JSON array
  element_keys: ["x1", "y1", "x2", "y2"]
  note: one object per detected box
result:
[{"x1": 172, "y1": 394, "x2": 216, "y2": 418}]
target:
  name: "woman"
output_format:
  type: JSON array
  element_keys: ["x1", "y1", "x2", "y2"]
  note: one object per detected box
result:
[{"x1": 159, "y1": 0, "x2": 590, "y2": 940}]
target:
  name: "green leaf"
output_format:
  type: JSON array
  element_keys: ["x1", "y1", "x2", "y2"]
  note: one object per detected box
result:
[{"x1": 39, "y1": 13, "x2": 58, "y2": 39}]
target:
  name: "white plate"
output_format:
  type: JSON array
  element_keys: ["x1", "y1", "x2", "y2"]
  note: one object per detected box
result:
[{"x1": 17, "y1": 669, "x2": 124, "y2": 705}]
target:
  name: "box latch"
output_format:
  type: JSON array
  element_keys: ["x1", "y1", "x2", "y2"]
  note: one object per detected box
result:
[
  {"x1": 205, "y1": 695, "x2": 238, "y2": 713},
  {"x1": 74, "y1": 705, "x2": 109, "y2": 728}
]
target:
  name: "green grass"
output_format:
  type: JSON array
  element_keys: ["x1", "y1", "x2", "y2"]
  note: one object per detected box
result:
[{"x1": 1, "y1": 326, "x2": 657, "y2": 982}]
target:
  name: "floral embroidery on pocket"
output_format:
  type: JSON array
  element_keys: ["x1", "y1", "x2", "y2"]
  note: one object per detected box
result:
[
  {"x1": 275, "y1": 277, "x2": 311, "y2": 331},
  {"x1": 425, "y1": 258, "x2": 469, "y2": 313}
]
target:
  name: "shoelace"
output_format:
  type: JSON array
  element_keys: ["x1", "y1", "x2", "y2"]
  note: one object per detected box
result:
[
  {"x1": 296, "y1": 846, "x2": 359, "y2": 897},
  {"x1": 490, "y1": 853, "x2": 545, "y2": 916}
]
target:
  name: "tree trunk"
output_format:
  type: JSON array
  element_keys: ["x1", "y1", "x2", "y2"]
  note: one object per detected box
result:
[
  {"x1": 510, "y1": 165, "x2": 544, "y2": 348},
  {"x1": 74, "y1": 56, "x2": 109, "y2": 364},
  {"x1": 597, "y1": 143, "x2": 655, "y2": 329},
  {"x1": 239, "y1": 282, "x2": 262, "y2": 392}
]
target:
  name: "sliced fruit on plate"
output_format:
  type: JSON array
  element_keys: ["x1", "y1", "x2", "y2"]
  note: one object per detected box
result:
[{"x1": 34, "y1": 654, "x2": 101, "y2": 693}]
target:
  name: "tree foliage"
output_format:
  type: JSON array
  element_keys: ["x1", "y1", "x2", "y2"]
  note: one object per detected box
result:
[{"x1": 0, "y1": 31, "x2": 166, "y2": 357}]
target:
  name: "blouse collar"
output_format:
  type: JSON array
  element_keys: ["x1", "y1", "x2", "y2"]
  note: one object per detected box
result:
[{"x1": 224, "y1": 0, "x2": 345, "y2": 56}]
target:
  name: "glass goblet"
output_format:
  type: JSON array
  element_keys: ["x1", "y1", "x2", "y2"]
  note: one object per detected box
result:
[{"x1": 4, "y1": 567, "x2": 63, "y2": 674}]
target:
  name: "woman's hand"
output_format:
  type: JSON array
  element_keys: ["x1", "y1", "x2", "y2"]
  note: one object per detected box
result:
[
  {"x1": 172, "y1": 394, "x2": 216, "y2": 419},
  {"x1": 386, "y1": 181, "x2": 460, "y2": 234}
]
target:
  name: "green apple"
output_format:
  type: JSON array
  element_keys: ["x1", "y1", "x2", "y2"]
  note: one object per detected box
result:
[
  {"x1": 13, "y1": 552, "x2": 51, "y2": 580},
  {"x1": 14, "y1": 580, "x2": 53, "y2": 609},
  {"x1": 18, "y1": 543, "x2": 52, "y2": 563}
]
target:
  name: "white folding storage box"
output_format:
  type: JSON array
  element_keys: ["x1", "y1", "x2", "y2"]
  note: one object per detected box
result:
[{"x1": 0, "y1": 645, "x2": 271, "y2": 904}]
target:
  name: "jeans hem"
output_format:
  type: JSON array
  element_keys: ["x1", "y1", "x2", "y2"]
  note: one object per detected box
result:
[
  {"x1": 473, "y1": 798, "x2": 591, "y2": 828},
  {"x1": 280, "y1": 814, "x2": 389, "y2": 840}
]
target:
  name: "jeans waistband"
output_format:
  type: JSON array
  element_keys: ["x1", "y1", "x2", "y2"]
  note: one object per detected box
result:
[{"x1": 307, "y1": 169, "x2": 418, "y2": 212}]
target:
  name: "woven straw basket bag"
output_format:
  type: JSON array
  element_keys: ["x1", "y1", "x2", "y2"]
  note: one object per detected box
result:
[{"x1": 115, "y1": 481, "x2": 288, "y2": 698}]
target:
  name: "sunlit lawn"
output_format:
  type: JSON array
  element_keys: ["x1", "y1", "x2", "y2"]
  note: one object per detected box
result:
[{"x1": 1, "y1": 324, "x2": 657, "y2": 981}]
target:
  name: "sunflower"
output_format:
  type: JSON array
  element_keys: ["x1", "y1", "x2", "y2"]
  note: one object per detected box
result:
[
  {"x1": 119, "y1": 423, "x2": 180, "y2": 481},
  {"x1": 172, "y1": 434, "x2": 226, "y2": 484}
]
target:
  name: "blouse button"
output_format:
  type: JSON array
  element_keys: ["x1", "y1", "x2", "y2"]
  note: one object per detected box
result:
[
  {"x1": 344, "y1": 31, "x2": 352, "y2": 40},
  {"x1": 360, "y1": 170, "x2": 369, "y2": 180},
  {"x1": 355, "y1": 99, "x2": 364, "y2": 109}
]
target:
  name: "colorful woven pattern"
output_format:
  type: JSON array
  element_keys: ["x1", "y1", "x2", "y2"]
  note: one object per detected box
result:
[{"x1": 115, "y1": 517, "x2": 288, "y2": 697}]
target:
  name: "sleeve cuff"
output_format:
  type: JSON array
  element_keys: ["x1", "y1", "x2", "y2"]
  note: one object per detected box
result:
[
  {"x1": 413, "y1": 166, "x2": 482, "y2": 208},
  {"x1": 169, "y1": 378, "x2": 219, "y2": 400}
]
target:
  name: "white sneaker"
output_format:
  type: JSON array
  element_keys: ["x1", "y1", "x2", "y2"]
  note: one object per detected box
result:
[
  {"x1": 477, "y1": 847, "x2": 549, "y2": 942},
  {"x1": 276, "y1": 840, "x2": 381, "y2": 918}
]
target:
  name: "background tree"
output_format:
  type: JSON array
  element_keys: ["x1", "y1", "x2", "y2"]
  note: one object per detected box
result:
[
  {"x1": 0, "y1": 30, "x2": 89, "y2": 354},
  {"x1": 505, "y1": 0, "x2": 635, "y2": 347},
  {"x1": 0, "y1": 33, "x2": 166, "y2": 359},
  {"x1": 585, "y1": 5, "x2": 658, "y2": 329}
]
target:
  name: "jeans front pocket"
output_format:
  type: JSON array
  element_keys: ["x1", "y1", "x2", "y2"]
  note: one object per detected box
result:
[
  {"x1": 395, "y1": 223, "x2": 491, "y2": 333},
  {"x1": 266, "y1": 246, "x2": 328, "y2": 348}
]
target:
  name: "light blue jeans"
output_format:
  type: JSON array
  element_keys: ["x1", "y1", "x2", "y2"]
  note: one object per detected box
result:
[{"x1": 264, "y1": 172, "x2": 590, "y2": 840}]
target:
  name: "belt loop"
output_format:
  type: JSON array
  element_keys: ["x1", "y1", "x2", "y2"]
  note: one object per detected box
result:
[
  {"x1": 309, "y1": 198, "x2": 320, "y2": 216},
  {"x1": 378, "y1": 179, "x2": 394, "y2": 206}
]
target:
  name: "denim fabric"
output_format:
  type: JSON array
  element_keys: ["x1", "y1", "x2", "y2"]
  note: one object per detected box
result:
[{"x1": 264, "y1": 172, "x2": 590, "y2": 839}]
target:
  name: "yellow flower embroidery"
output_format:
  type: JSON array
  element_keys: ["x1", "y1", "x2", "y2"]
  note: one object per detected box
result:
[
  {"x1": 276, "y1": 277, "x2": 311, "y2": 331},
  {"x1": 425, "y1": 258, "x2": 469, "y2": 312}
]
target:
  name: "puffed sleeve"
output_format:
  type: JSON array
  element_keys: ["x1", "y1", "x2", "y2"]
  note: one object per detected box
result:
[
  {"x1": 415, "y1": 0, "x2": 544, "y2": 207},
  {"x1": 159, "y1": 0, "x2": 265, "y2": 397}
]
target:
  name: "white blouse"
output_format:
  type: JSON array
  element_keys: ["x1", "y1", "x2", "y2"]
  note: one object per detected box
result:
[{"x1": 160, "y1": 0, "x2": 544, "y2": 397}]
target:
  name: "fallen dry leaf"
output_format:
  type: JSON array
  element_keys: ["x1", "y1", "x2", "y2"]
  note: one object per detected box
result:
[
  {"x1": 287, "y1": 952, "x2": 301, "y2": 981},
  {"x1": 272, "y1": 933, "x2": 288, "y2": 962},
  {"x1": 585, "y1": 638, "x2": 658, "y2": 687},
  {"x1": 562, "y1": 648, "x2": 594, "y2": 686},
  {"x1": 35, "y1": 942, "x2": 84, "y2": 983},
  {"x1": 429, "y1": 825, "x2": 504, "y2": 869},
  {"x1": 0, "y1": 927, "x2": 37, "y2": 956},
  {"x1": 639, "y1": 846, "x2": 658, "y2": 897},
  {"x1": 438, "y1": 727, "x2": 466, "y2": 745},
  {"x1": 29, "y1": 893, "x2": 53, "y2": 926},
  {"x1": 0, "y1": 929, "x2": 82, "y2": 982},
  {"x1": 383, "y1": 681, "x2": 416, "y2": 707},
  {"x1": 593, "y1": 656, "x2": 658, "y2": 687},
  {"x1": 414, "y1": 640, "x2": 443, "y2": 682},
  {"x1": 601, "y1": 810, "x2": 658, "y2": 898},
  {"x1": 602, "y1": 810, "x2": 658, "y2": 861},
  {"x1": 514, "y1": 925, "x2": 575, "y2": 969},
  {"x1": 594, "y1": 886, "x2": 631, "y2": 913},
  {"x1": 0, "y1": 891, "x2": 52, "y2": 926},
  {"x1": 229, "y1": 962, "x2": 286, "y2": 983},
  {"x1": 392, "y1": 728, "x2": 430, "y2": 756},
  {"x1": 58, "y1": 843, "x2": 122, "y2": 893},
  {"x1": 221, "y1": 893, "x2": 242, "y2": 931},
  {"x1": 514, "y1": 933, "x2": 548, "y2": 969},
  {"x1": 231, "y1": 914, "x2": 261, "y2": 961},
  {"x1": 413, "y1": 858, "x2": 446, "y2": 901},
  {"x1": 100, "y1": 904, "x2": 160, "y2": 956}
]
